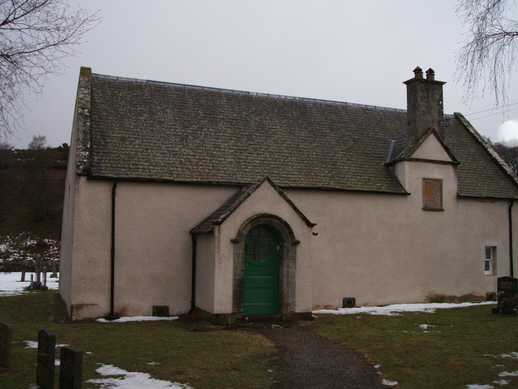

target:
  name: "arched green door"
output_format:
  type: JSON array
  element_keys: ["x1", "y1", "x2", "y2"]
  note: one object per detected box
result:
[{"x1": 243, "y1": 225, "x2": 280, "y2": 315}]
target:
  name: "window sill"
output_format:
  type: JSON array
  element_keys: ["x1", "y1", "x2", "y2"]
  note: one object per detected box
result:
[{"x1": 422, "y1": 207, "x2": 444, "y2": 212}]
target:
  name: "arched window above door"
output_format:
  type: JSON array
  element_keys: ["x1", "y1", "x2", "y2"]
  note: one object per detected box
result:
[{"x1": 245, "y1": 225, "x2": 279, "y2": 262}]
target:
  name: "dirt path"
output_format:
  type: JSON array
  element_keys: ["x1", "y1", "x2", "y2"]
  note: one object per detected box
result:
[{"x1": 257, "y1": 324, "x2": 388, "y2": 389}]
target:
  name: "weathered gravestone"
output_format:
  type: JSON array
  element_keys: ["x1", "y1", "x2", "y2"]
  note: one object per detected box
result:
[
  {"x1": 59, "y1": 346, "x2": 82, "y2": 389},
  {"x1": 50, "y1": 261, "x2": 58, "y2": 278},
  {"x1": 36, "y1": 329, "x2": 56, "y2": 389},
  {"x1": 40, "y1": 267, "x2": 49, "y2": 291},
  {"x1": 0, "y1": 323, "x2": 13, "y2": 372},
  {"x1": 496, "y1": 276, "x2": 518, "y2": 314},
  {"x1": 29, "y1": 254, "x2": 43, "y2": 290},
  {"x1": 35, "y1": 254, "x2": 41, "y2": 284}
]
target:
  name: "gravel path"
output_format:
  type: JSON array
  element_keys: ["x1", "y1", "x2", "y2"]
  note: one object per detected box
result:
[{"x1": 257, "y1": 324, "x2": 387, "y2": 389}]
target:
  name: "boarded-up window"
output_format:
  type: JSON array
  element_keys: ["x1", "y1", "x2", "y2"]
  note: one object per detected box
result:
[{"x1": 423, "y1": 179, "x2": 443, "y2": 211}]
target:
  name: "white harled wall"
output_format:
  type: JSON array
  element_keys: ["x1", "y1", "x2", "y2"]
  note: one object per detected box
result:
[
  {"x1": 60, "y1": 135, "x2": 517, "y2": 319},
  {"x1": 285, "y1": 141, "x2": 517, "y2": 308}
]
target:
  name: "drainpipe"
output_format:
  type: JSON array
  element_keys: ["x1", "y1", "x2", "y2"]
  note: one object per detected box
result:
[
  {"x1": 509, "y1": 200, "x2": 514, "y2": 278},
  {"x1": 110, "y1": 181, "x2": 117, "y2": 318},
  {"x1": 189, "y1": 233, "x2": 197, "y2": 313}
]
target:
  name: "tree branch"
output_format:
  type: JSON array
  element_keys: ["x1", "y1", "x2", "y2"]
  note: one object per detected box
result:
[{"x1": 0, "y1": 0, "x2": 100, "y2": 140}]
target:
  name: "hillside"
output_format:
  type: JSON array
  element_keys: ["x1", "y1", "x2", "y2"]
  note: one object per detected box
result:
[{"x1": 0, "y1": 146, "x2": 67, "y2": 271}]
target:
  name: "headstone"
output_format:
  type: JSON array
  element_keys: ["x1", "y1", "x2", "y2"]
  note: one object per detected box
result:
[
  {"x1": 28, "y1": 274, "x2": 35, "y2": 290},
  {"x1": 40, "y1": 267, "x2": 48, "y2": 291},
  {"x1": 0, "y1": 323, "x2": 13, "y2": 372},
  {"x1": 35, "y1": 254, "x2": 42, "y2": 284},
  {"x1": 497, "y1": 276, "x2": 518, "y2": 314},
  {"x1": 50, "y1": 261, "x2": 58, "y2": 278},
  {"x1": 21, "y1": 270, "x2": 26, "y2": 282},
  {"x1": 36, "y1": 329, "x2": 56, "y2": 389},
  {"x1": 59, "y1": 346, "x2": 82, "y2": 389}
]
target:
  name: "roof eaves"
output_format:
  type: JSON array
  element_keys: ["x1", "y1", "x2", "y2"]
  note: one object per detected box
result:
[
  {"x1": 212, "y1": 175, "x2": 316, "y2": 228},
  {"x1": 190, "y1": 175, "x2": 316, "y2": 234},
  {"x1": 264, "y1": 177, "x2": 316, "y2": 228}
]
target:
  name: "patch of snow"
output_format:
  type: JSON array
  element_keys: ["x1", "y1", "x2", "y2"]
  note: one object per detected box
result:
[
  {"x1": 0, "y1": 272, "x2": 58, "y2": 296},
  {"x1": 467, "y1": 385, "x2": 494, "y2": 389},
  {"x1": 87, "y1": 364, "x2": 192, "y2": 389},
  {"x1": 147, "y1": 362, "x2": 160, "y2": 366},
  {"x1": 313, "y1": 302, "x2": 494, "y2": 316},
  {"x1": 25, "y1": 340, "x2": 38, "y2": 349},
  {"x1": 493, "y1": 380, "x2": 509, "y2": 385},
  {"x1": 418, "y1": 324, "x2": 435, "y2": 330},
  {"x1": 382, "y1": 379, "x2": 398, "y2": 386},
  {"x1": 499, "y1": 371, "x2": 518, "y2": 377},
  {"x1": 500, "y1": 352, "x2": 518, "y2": 359},
  {"x1": 97, "y1": 316, "x2": 179, "y2": 323}
]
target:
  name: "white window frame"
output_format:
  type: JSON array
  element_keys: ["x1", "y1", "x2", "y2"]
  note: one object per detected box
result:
[{"x1": 485, "y1": 247, "x2": 496, "y2": 276}]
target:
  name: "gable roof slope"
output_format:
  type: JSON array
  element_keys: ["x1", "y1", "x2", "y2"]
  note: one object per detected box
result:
[{"x1": 74, "y1": 68, "x2": 518, "y2": 200}]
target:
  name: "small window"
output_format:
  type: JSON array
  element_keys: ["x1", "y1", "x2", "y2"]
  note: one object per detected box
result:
[
  {"x1": 485, "y1": 247, "x2": 496, "y2": 275},
  {"x1": 423, "y1": 179, "x2": 443, "y2": 211}
]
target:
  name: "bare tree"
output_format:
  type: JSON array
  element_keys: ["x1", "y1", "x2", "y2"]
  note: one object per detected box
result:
[
  {"x1": 26, "y1": 134, "x2": 52, "y2": 220},
  {"x1": 491, "y1": 141, "x2": 518, "y2": 173},
  {"x1": 28, "y1": 134, "x2": 46, "y2": 150},
  {"x1": 456, "y1": 0, "x2": 518, "y2": 105},
  {"x1": 0, "y1": 0, "x2": 100, "y2": 140}
]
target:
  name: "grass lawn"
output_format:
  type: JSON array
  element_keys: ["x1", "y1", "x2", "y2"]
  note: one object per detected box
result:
[
  {"x1": 0, "y1": 291, "x2": 276, "y2": 389},
  {"x1": 315, "y1": 305, "x2": 518, "y2": 388},
  {"x1": 2, "y1": 291, "x2": 518, "y2": 389}
]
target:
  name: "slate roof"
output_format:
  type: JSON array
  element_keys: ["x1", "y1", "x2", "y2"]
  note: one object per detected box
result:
[{"x1": 75, "y1": 68, "x2": 518, "y2": 199}]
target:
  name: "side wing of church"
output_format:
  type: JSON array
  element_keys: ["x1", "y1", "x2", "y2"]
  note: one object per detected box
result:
[{"x1": 59, "y1": 67, "x2": 518, "y2": 322}]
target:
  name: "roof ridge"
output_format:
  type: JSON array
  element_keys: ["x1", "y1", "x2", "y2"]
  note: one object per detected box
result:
[{"x1": 92, "y1": 72, "x2": 407, "y2": 113}]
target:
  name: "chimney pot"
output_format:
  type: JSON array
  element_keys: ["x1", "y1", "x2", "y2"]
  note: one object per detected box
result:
[
  {"x1": 413, "y1": 66, "x2": 423, "y2": 79},
  {"x1": 426, "y1": 68, "x2": 435, "y2": 81}
]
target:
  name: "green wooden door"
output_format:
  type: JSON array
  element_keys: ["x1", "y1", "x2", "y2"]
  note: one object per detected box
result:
[{"x1": 243, "y1": 225, "x2": 280, "y2": 315}]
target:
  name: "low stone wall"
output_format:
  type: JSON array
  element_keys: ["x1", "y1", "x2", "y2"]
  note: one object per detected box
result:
[{"x1": 0, "y1": 260, "x2": 60, "y2": 273}]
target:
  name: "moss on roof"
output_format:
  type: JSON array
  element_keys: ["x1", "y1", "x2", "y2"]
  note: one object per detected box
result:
[{"x1": 75, "y1": 70, "x2": 518, "y2": 199}]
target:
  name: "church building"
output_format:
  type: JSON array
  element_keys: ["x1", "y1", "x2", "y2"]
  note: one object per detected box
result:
[{"x1": 59, "y1": 67, "x2": 518, "y2": 322}]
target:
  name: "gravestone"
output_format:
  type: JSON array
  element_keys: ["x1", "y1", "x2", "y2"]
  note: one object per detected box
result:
[
  {"x1": 40, "y1": 267, "x2": 49, "y2": 291},
  {"x1": 50, "y1": 261, "x2": 58, "y2": 278},
  {"x1": 0, "y1": 323, "x2": 13, "y2": 372},
  {"x1": 59, "y1": 346, "x2": 82, "y2": 389},
  {"x1": 496, "y1": 276, "x2": 518, "y2": 314},
  {"x1": 36, "y1": 329, "x2": 56, "y2": 389},
  {"x1": 28, "y1": 274, "x2": 36, "y2": 290},
  {"x1": 30, "y1": 254, "x2": 42, "y2": 290},
  {"x1": 35, "y1": 254, "x2": 41, "y2": 284}
]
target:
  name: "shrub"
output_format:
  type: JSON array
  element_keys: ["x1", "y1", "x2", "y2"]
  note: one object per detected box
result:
[{"x1": 425, "y1": 292, "x2": 486, "y2": 304}]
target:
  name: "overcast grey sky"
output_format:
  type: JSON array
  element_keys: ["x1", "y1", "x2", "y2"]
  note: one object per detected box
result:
[{"x1": 7, "y1": 0, "x2": 518, "y2": 149}]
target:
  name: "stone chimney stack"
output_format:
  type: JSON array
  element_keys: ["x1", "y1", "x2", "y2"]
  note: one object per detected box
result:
[{"x1": 403, "y1": 67, "x2": 446, "y2": 146}]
